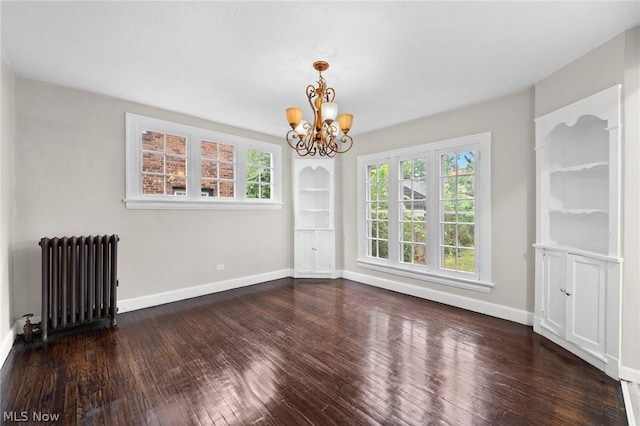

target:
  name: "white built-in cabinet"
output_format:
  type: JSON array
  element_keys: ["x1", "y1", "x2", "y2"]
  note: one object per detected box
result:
[
  {"x1": 293, "y1": 159, "x2": 335, "y2": 277},
  {"x1": 534, "y1": 85, "x2": 622, "y2": 379}
]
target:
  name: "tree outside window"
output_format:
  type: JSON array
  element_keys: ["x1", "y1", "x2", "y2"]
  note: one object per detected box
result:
[
  {"x1": 400, "y1": 158, "x2": 427, "y2": 265},
  {"x1": 367, "y1": 163, "x2": 389, "y2": 259},
  {"x1": 440, "y1": 151, "x2": 476, "y2": 273},
  {"x1": 246, "y1": 149, "x2": 273, "y2": 199}
]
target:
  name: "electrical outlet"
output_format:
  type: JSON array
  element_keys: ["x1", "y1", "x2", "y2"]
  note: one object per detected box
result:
[{"x1": 216, "y1": 264, "x2": 225, "y2": 270}]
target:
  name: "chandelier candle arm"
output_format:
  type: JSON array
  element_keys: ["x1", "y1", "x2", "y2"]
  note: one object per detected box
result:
[{"x1": 284, "y1": 61, "x2": 354, "y2": 157}]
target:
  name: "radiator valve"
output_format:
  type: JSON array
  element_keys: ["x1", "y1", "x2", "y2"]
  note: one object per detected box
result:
[{"x1": 22, "y1": 313, "x2": 33, "y2": 343}]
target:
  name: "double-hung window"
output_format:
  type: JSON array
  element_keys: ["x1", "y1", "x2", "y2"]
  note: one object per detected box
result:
[
  {"x1": 125, "y1": 113, "x2": 282, "y2": 209},
  {"x1": 357, "y1": 133, "x2": 492, "y2": 292}
]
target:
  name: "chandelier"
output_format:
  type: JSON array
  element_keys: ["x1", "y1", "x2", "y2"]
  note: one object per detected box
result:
[{"x1": 285, "y1": 61, "x2": 354, "y2": 157}]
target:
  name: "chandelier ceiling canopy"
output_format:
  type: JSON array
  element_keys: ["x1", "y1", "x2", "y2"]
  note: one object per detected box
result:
[{"x1": 285, "y1": 61, "x2": 354, "y2": 157}]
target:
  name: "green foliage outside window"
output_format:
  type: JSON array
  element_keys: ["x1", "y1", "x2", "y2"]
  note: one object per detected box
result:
[
  {"x1": 366, "y1": 152, "x2": 476, "y2": 273},
  {"x1": 368, "y1": 163, "x2": 389, "y2": 259},
  {"x1": 441, "y1": 151, "x2": 476, "y2": 273},
  {"x1": 246, "y1": 149, "x2": 272, "y2": 199},
  {"x1": 401, "y1": 158, "x2": 427, "y2": 265}
]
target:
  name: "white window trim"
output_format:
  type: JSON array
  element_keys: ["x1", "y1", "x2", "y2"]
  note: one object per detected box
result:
[
  {"x1": 357, "y1": 132, "x2": 493, "y2": 292},
  {"x1": 125, "y1": 113, "x2": 283, "y2": 210}
]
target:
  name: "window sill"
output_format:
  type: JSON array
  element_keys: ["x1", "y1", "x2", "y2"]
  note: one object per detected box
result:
[
  {"x1": 124, "y1": 198, "x2": 284, "y2": 210},
  {"x1": 356, "y1": 259, "x2": 494, "y2": 293}
]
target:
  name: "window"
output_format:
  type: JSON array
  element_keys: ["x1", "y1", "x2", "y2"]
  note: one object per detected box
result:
[
  {"x1": 357, "y1": 133, "x2": 492, "y2": 292},
  {"x1": 366, "y1": 163, "x2": 389, "y2": 260},
  {"x1": 141, "y1": 131, "x2": 187, "y2": 196},
  {"x1": 439, "y1": 150, "x2": 476, "y2": 273},
  {"x1": 201, "y1": 141, "x2": 235, "y2": 198},
  {"x1": 400, "y1": 158, "x2": 427, "y2": 266},
  {"x1": 126, "y1": 113, "x2": 282, "y2": 209},
  {"x1": 246, "y1": 149, "x2": 273, "y2": 199}
]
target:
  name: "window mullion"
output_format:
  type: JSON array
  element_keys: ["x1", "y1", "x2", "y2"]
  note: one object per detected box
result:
[
  {"x1": 236, "y1": 147, "x2": 246, "y2": 201},
  {"x1": 187, "y1": 135, "x2": 199, "y2": 201},
  {"x1": 427, "y1": 150, "x2": 439, "y2": 273},
  {"x1": 387, "y1": 157, "x2": 400, "y2": 265},
  {"x1": 162, "y1": 132, "x2": 168, "y2": 195}
]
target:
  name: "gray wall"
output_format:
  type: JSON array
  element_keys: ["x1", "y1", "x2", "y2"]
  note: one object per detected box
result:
[
  {"x1": 11, "y1": 77, "x2": 292, "y2": 322},
  {"x1": 1, "y1": 57, "x2": 15, "y2": 362},
  {"x1": 340, "y1": 88, "x2": 536, "y2": 313},
  {"x1": 535, "y1": 33, "x2": 626, "y2": 117},
  {"x1": 622, "y1": 27, "x2": 640, "y2": 376},
  {"x1": 534, "y1": 28, "x2": 640, "y2": 375}
]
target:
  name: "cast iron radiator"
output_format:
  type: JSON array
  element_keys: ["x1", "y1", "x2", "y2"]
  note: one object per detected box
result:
[{"x1": 39, "y1": 235, "x2": 119, "y2": 340}]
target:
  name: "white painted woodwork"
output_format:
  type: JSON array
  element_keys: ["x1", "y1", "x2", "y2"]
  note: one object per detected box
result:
[
  {"x1": 293, "y1": 159, "x2": 335, "y2": 277},
  {"x1": 295, "y1": 230, "x2": 315, "y2": 274},
  {"x1": 541, "y1": 249, "x2": 566, "y2": 337},
  {"x1": 565, "y1": 254, "x2": 606, "y2": 355},
  {"x1": 534, "y1": 85, "x2": 622, "y2": 379},
  {"x1": 295, "y1": 230, "x2": 335, "y2": 274}
]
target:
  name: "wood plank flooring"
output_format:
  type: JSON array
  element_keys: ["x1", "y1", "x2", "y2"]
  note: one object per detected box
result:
[{"x1": 1, "y1": 278, "x2": 627, "y2": 425}]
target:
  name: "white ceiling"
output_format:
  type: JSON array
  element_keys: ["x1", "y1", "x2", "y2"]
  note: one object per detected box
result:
[{"x1": 2, "y1": 1, "x2": 639, "y2": 138}]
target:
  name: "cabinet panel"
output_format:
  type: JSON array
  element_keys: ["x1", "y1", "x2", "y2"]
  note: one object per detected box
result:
[
  {"x1": 566, "y1": 254, "x2": 606, "y2": 355},
  {"x1": 542, "y1": 250, "x2": 566, "y2": 337},
  {"x1": 295, "y1": 230, "x2": 315, "y2": 273},
  {"x1": 313, "y1": 230, "x2": 333, "y2": 273}
]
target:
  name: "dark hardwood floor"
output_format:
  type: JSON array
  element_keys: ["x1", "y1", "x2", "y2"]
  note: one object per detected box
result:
[{"x1": 1, "y1": 278, "x2": 627, "y2": 425}]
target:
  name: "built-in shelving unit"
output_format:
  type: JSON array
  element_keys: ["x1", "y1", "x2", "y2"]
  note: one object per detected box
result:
[
  {"x1": 534, "y1": 85, "x2": 622, "y2": 379},
  {"x1": 541, "y1": 112, "x2": 615, "y2": 256},
  {"x1": 293, "y1": 159, "x2": 335, "y2": 277}
]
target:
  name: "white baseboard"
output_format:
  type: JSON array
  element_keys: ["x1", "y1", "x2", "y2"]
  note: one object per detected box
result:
[
  {"x1": 293, "y1": 271, "x2": 341, "y2": 279},
  {"x1": 620, "y1": 365, "x2": 640, "y2": 383},
  {"x1": 622, "y1": 380, "x2": 639, "y2": 426},
  {"x1": 0, "y1": 326, "x2": 14, "y2": 369},
  {"x1": 533, "y1": 318, "x2": 619, "y2": 378},
  {"x1": 118, "y1": 269, "x2": 293, "y2": 313},
  {"x1": 342, "y1": 270, "x2": 534, "y2": 326},
  {"x1": 2, "y1": 314, "x2": 44, "y2": 369}
]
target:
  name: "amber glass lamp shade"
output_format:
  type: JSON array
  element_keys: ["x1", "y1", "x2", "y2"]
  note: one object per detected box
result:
[
  {"x1": 338, "y1": 113, "x2": 353, "y2": 134},
  {"x1": 286, "y1": 107, "x2": 302, "y2": 129}
]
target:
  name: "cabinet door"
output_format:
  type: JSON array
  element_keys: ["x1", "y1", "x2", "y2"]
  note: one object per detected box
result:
[
  {"x1": 565, "y1": 254, "x2": 606, "y2": 355},
  {"x1": 295, "y1": 230, "x2": 315, "y2": 273},
  {"x1": 313, "y1": 230, "x2": 333, "y2": 273},
  {"x1": 541, "y1": 250, "x2": 567, "y2": 337}
]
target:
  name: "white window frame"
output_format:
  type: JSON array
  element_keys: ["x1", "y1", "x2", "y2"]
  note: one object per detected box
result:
[
  {"x1": 125, "y1": 113, "x2": 282, "y2": 210},
  {"x1": 357, "y1": 132, "x2": 493, "y2": 292}
]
